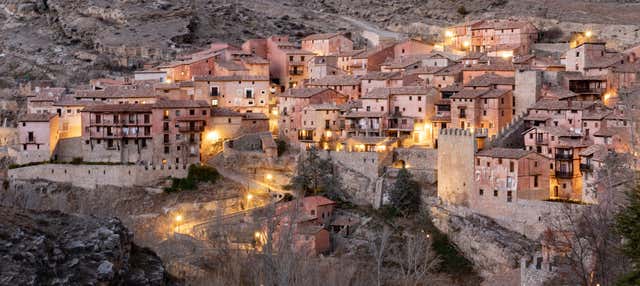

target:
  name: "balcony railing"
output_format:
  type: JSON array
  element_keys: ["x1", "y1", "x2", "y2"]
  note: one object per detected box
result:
[
  {"x1": 535, "y1": 137, "x2": 548, "y2": 144},
  {"x1": 555, "y1": 153, "x2": 573, "y2": 160},
  {"x1": 178, "y1": 125, "x2": 205, "y2": 132},
  {"x1": 580, "y1": 163, "x2": 592, "y2": 172},
  {"x1": 555, "y1": 170, "x2": 574, "y2": 179}
]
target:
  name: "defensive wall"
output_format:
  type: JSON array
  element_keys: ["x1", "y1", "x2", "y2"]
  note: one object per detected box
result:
[{"x1": 8, "y1": 163, "x2": 187, "y2": 189}]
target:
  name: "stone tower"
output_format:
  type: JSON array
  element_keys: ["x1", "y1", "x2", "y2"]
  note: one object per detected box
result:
[
  {"x1": 437, "y1": 128, "x2": 485, "y2": 206},
  {"x1": 514, "y1": 69, "x2": 542, "y2": 116}
]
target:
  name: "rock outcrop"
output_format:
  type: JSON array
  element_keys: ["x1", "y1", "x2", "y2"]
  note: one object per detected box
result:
[
  {"x1": 429, "y1": 199, "x2": 538, "y2": 277},
  {"x1": 0, "y1": 206, "x2": 169, "y2": 285}
]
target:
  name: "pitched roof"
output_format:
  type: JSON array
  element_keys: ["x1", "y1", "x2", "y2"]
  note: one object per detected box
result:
[
  {"x1": 450, "y1": 89, "x2": 488, "y2": 99},
  {"x1": 529, "y1": 99, "x2": 595, "y2": 111},
  {"x1": 301, "y1": 33, "x2": 344, "y2": 41},
  {"x1": 193, "y1": 75, "x2": 269, "y2": 82},
  {"x1": 360, "y1": 71, "x2": 403, "y2": 80},
  {"x1": 81, "y1": 104, "x2": 154, "y2": 113},
  {"x1": 465, "y1": 74, "x2": 515, "y2": 87},
  {"x1": 211, "y1": 108, "x2": 243, "y2": 117},
  {"x1": 215, "y1": 60, "x2": 248, "y2": 71},
  {"x1": 279, "y1": 88, "x2": 335, "y2": 98},
  {"x1": 153, "y1": 99, "x2": 210, "y2": 109},
  {"x1": 363, "y1": 87, "x2": 436, "y2": 99},
  {"x1": 307, "y1": 75, "x2": 361, "y2": 86},
  {"x1": 18, "y1": 113, "x2": 57, "y2": 122},
  {"x1": 476, "y1": 147, "x2": 532, "y2": 159}
]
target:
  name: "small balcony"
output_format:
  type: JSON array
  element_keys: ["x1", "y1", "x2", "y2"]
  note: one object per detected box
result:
[
  {"x1": 555, "y1": 152, "x2": 573, "y2": 161},
  {"x1": 289, "y1": 70, "x2": 304, "y2": 76},
  {"x1": 580, "y1": 163, "x2": 592, "y2": 172},
  {"x1": 555, "y1": 170, "x2": 574, "y2": 179},
  {"x1": 178, "y1": 125, "x2": 205, "y2": 133},
  {"x1": 535, "y1": 136, "x2": 548, "y2": 145}
]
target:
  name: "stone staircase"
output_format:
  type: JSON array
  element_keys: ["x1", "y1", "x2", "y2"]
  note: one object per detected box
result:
[{"x1": 488, "y1": 115, "x2": 526, "y2": 149}]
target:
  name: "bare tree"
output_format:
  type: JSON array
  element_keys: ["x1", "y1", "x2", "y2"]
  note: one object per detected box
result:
[
  {"x1": 368, "y1": 225, "x2": 393, "y2": 286},
  {"x1": 389, "y1": 232, "x2": 443, "y2": 286}
]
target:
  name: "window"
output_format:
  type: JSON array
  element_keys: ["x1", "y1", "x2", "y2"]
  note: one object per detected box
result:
[
  {"x1": 211, "y1": 86, "x2": 219, "y2": 96},
  {"x1": 476, "y1": 158, "x2": 480, "y2": 165},
  {"x1": 509, "y1": 161, "x2": 514, "y2": 172},
  {"x1": 189, "y1": 109, "x2": 195, "y2": 115},
  {"x1": 534, "y1": 175, "x2": 539, "y2": 187},
  {"x1": 164, "y1": 146, "x2": 169, "y2": 154},
  {"x1": 494, "y1": 190, "x2": 498, "y2": 197},
  {"x1": 245, "y1": 88, "x2": 254, "y2": 99},
  {"x1": 507, "y1": 191, "x2": 512, "y2": 202},
  {"x1": 211, "y1": 99, "x2": 218, "y2": 106},
  {"x1": 479, "y1": 189, "x2": 484, "y2": 196}
]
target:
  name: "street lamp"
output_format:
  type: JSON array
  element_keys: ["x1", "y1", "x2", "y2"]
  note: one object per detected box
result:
[{"x1": 585, "y1": 30, "x2": 593, "y2": 38}]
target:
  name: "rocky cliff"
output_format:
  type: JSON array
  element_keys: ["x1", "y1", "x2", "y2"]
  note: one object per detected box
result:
[
  {"x1": 0, "y1": 206, "x2": 169, "y2": 285},
  {"x1": 428, "y1": 199, "x2": 538, "y2": 278},
  {"x1": 2, "y1": 0, "x2": 640, "y2": 86}
]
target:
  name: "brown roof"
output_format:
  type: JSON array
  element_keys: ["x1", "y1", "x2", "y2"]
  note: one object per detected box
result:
[
  {"x1": 360, "y1": 71, "x2": 403, "y2": 80},
  {"x1": 450, "y1": 89, "x2": 488, "y2": 99},
  {"x1": 193, "y1": 75, "x2": 269, "y2": 82},
  {"x1": 465, "y1": 74, "x2": 515, "y2": 87},
  {"x1": 435, "y1": 63, "x2": 464, "y2": 76},
  {"x1": 530, "y1": 99, "x2": 595, "y2": 111},
  {"x1": 301, "y1": 33, "x2": 344, "y2": 41},
  {"x1": 153, "y1": 100, "x2": 210, "y2": 109},
  {"x1": 81, "y1": 104, "x2": 154, "y2": 113},
  {"x1": 216, "y1": 60, "x2": 248, "y2": 71},
  {"x1": 18, "y1": 113, "x2": 57, "y2": 122},
  {"x1": 579, "y1": 144, "x2": 608, "y2": 161},
  {"x1": 481, "y1": 89, "x2": 510, "y2": 99},
  {"x1": 307, "y1": 75, "x2": 361, "y2": 86},
  {"x1": 243, "y1": 112, "x2": 268, "y2": 120},
  {"x1": 363, "y1": 87, "x2": 436, "y2": 99},
  {"x1": 279, "y1": 88, "x2": 338, "y2": 98},
  {"x1": 405, "y1": 66, "x2": 446, "y2": 75},
  {"x1": 211, "y1": 108, "x2": 243, "y2": 117},
  {"x1": 462, "y1": 63, "x2": 514, "y2": 72},
  {"x1": 440, "y1": 83, "x2": 463, "y2": 92},
  {"x1": 476, "y1": 147, "x2": 532, "y2": 159}
]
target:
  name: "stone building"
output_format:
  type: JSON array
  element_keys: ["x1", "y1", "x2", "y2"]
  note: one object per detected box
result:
[
  {"x1": 80, "y1": 104, "x2": 154, "y2": 164},
  {"x1": 193, "y1": 75, "x2": 271, "y2": 113},
  {"x1": 305, "y1": 75, "x2": 362, "y2": 100},
  {"x1": 151, "y1": 100, "x2": 211, "y2": 166},
  {"x1": 277, "y1": 88, "x2": 348, "y2": 144},
  {"x1": 17, "y1": 113, "x2": 59, "y2": 164},
  {"x1": 450, "y1": 88, "x2": 513, "y2": 137},
  {"x1": 301, "y1": 33, "x2": 353, "y2": 56}
]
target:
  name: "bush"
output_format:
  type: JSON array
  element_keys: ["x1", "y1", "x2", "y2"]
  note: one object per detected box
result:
[
  {"x1": 457, "y1": 5, "x2": 468, "y2": 15},
  {"x1": 276, "y1": 139, "x2": 287, "y2": 157},
  {"x1": 388, "y1": 167, "x2": 421, "y2": 216},
  {"x1": 164, "y1": 164, "x2": 220, "y2": 193}
]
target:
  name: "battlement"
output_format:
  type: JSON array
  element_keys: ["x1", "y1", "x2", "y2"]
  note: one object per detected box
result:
[{"x1": 439, "y1": 128, "x2": 488, "y2": 137}]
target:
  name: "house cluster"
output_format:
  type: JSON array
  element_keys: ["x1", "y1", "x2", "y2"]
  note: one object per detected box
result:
[{"x1": 11, "y1": 19, "x2": 640, "y2": 256}]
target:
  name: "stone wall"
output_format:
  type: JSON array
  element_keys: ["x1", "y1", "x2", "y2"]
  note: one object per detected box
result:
[
  {"x1": 428, "y1": 198, "x2": 539, "y2": 277},
  {"x1": 437, "y1": 129, "x2": 478, "y2": 206},
  {"x1": 471, "y1": 197, "x2": 586, "y2": 239},
  {"x1": 514, "y1": 70, "x2": 541, "y2": 117},
  {"x1": 8, "y1": 163, "x2": 187, "y2": 189}
]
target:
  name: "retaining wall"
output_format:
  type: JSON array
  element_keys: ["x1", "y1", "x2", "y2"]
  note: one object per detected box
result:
[{"x1": 8, "y1": 163, "x2": 187, "y2": 189}]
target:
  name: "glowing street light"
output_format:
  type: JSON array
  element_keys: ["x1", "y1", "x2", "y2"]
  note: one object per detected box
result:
[
  {"x1": 445, "y1": 30, "x2": 454, "y2": 38},
  {"x1": 205, "y1": 131, "x2": 220, "y2": 142},
  {"x1": 265, "y1": 174, "x2": 273, "y2": 181},
  {"x1": 175, "y1": 214, "x2": 183, "y2": 222},
  {"x1": 246, "y1": 194, "x2": 253, "y2": 201},
  {"x1": 585, "y1": 30, "x2": 593, "y2": 38}
]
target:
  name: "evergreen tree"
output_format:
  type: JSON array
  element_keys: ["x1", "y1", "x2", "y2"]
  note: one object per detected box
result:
[
  {"x1": 616, "y1": 184, "x2": 640, "y2": 285},
  {"x1": 289, "y1": 148, "x2": 344, "y2": 200},
  {"x1": 388, "y1": 167, "x2": 421, "y2": 216}
]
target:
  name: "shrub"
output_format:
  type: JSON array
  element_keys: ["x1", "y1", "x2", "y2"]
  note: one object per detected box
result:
[
  {"x1": 457, "y1": 5, "x2": 468, "y2": 16},
  {"x1": 164, "y1": 164, "x2": 220, "y2": 193},
  {"x1": 276, "y1": 139, "x2": 287, "y2": 157}
]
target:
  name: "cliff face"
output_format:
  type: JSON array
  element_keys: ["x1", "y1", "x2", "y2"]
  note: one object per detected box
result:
[
  {"x1": 0, "y1": 206, "x2": 169, "y2": 285},
  {"x1": 2, "y1": 0, "x2": 640, "y2": 86},
  {"x1": 428, "y1": 199, "x2": 538, "y2": 278}
]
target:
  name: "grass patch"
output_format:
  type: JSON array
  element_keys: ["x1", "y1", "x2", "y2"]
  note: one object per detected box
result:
[{"x1": 164, "y1": 164, "x2": 220, "y2": 193}]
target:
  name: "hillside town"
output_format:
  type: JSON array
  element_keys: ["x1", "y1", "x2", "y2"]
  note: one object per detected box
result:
[{"x1": 1, "y1": 14, "x2": 639, "y2": 286}]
